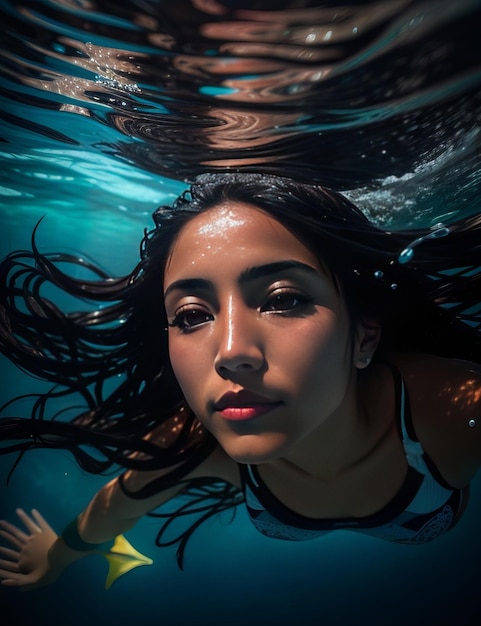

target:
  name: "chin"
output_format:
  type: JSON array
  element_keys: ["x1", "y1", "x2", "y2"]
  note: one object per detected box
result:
[{"x1": 218, "y1": 433, "x2": 287, "y2": 465}]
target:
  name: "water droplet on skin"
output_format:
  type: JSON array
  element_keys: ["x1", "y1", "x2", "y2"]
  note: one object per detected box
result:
[
  {"x1": 374, "y1": 270, "x2": 384, "y2": 279},
  {"x1": 468, "y1": 419, "x2": 476, "y2": 428}
]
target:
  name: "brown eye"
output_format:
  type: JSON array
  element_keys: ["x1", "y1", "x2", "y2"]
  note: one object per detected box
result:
[
  {"x1": 169, "y1": 307, "x2": 213, "y2": 332},
  {"x1": 262, "y1": 290, "x2": 313, "y2": 313}
]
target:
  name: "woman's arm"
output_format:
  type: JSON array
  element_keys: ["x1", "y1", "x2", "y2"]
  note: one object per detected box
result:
[
  {"x1": 0, "y1": 474, "x2": 171, "y2": 591},
  {"x1": 0, "y1": 440, "x2": 236, "y2": 590},
  {"x1": 77, "y1": 428, "x2": 238, "y2": 542},
  {"x1": 0, "y1": 474, "x2": 181, "y2": 590}
]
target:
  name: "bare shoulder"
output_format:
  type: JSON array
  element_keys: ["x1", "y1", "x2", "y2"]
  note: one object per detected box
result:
[
  {"x1": 389, "y1": 352, "x2": 481, "y2": 486},
  {"x1": 390, "y1": 352, "x2": 481, "y2": 392}
]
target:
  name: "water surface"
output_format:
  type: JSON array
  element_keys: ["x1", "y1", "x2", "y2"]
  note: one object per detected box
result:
[{"x1": 1, "y1": 1, "x2": 480, "y2": 624}]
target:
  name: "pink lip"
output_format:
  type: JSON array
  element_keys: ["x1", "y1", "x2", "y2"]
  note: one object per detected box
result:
[{"x1": 213, "y1": 391, "x2": 281, "y2": 422}]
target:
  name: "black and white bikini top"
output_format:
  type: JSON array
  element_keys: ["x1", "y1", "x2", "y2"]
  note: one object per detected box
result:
[{"x1": 239, "y1": 366, "x2": 469, "y2": 544}]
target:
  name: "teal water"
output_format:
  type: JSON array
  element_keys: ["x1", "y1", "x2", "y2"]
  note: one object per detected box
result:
[
  {"x1": 1, "y1": 1, "x2": 481, "y2": 624},
  {"x1": 1, "y1": 449, "x2": 479, "y2": 626}
]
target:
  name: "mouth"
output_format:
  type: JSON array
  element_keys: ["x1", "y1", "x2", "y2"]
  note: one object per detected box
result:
[{"x1": 212, "y1": 391, "x2": 282, "y2": 422}]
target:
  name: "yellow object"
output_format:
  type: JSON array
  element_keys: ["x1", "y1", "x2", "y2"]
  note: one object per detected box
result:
[{"x1": 103, "y1": 535, "x2": 154, "y2": 590}]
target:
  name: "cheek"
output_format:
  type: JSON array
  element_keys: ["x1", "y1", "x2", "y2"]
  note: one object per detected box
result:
[
  {"x1": 287, "y1": 316, "x2": 351, "y2": 388},
  {"x1": 168, "y1": 337, "x2": 205, "y2": 409},
  {"x1": 168, "y1": 339, "x2": 190, "y2": 385},
  {"x1": 294, "y1": 314, "x2": 347, "y2": 362}
]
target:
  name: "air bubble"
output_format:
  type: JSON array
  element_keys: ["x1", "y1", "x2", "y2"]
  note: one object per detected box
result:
[
  {"x1": 398, "y1": 248, "x2": 414, "y2": 264},
  {"x1": 398, "y1": 224, "x2": 450, "y2": 265},
  {"x1": 427, "y1": 226, "x2": 450, "y2": 239}
]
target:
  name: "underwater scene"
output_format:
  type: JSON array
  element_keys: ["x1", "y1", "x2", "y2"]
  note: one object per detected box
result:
[{"x1": 0, "y1": 1, "x2": 480, "y2": 624}]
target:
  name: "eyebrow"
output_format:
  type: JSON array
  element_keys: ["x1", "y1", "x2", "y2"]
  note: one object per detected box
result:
[
  {"x1": 164, "y1": 260, "x2": 319, "y2": 298},
  {"x1": 238, "y1": 260, "x2": 319, "y2": 283}
]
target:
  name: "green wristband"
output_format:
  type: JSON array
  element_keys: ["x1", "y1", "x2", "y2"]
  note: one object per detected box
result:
[{"x1": 61, "y1": 518, "x2": 115, "y2": 552}]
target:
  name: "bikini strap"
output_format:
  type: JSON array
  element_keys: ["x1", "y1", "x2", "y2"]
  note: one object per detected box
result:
[
  {"x1": 387, "y1": 363, "x2": 418, "y2": 444},
  {"x1": 387, "y1": 363, "x2": 443, "y2": 481}
]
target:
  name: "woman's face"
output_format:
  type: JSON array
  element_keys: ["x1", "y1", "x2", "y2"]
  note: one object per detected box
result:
[{"x1": 163, "y1": 202, "x2": 367, "y2": 465}]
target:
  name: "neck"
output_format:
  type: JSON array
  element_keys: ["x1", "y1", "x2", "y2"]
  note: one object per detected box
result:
[{"x1": 275, "y1": 366, "x2": 386, "y2": 481}]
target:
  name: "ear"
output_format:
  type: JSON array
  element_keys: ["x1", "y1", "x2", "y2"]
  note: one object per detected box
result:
[{"x1": 353, "y1": 320, "x2": 382, "y2": 369}]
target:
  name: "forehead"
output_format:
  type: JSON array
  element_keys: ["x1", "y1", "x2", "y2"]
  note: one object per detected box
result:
[{"x1": 164, "y1": 202, "x2": 323, "y2": 279}]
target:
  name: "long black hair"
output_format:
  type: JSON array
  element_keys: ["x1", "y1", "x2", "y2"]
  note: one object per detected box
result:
[
  {"x1": 1, "y1": 172, "x2": 480, "y2": 472},
  {"x1": 1, "y1": 172, "x2": 479, "y2": 566}
]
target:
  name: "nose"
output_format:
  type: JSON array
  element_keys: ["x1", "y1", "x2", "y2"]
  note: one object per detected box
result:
[{"x1": 214, "y1": 295, "x2": 265, "y2": 378}]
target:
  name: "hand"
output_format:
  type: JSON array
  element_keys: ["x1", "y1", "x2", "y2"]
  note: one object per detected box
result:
[{"x1": 0, "y1": 508, "x2": 59, "y2": 590}]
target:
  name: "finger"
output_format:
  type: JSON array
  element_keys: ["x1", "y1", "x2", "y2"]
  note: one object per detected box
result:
[
  {"x1": 0, "y1": 578, "x2": 20, "y2": 587},
  {"x1": 0, "y1": 529, "x2": 24, "y2": 550},
  {"x1": 0, "y1": 520, "x2": 29, "y2": 543},
  {"x1": 15, "y1": 508, "x2": 41, "y2": 534},
  {"x1": 31, "y1": 509, "x2": 53, "y2": 533},
  {"x1": 0, "y1": 568, "x2": 23, "y2": 583},
  {"x1": 0, "y1": 546, "x2": 20, "y2": 560},
  {"x1": 0, "y1": 570, "x2": 37, "y2": 590},
  {"x1": 0, "y1": 575, "x2": 34, "y2": 589},
  {"x1": 0, "y1": 559, "x2": 20, "y2": 573}
]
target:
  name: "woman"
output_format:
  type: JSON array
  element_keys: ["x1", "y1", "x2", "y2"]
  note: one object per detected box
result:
[{"x1": 0, "y1": 172, "x2": 480, "y2": 590}]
